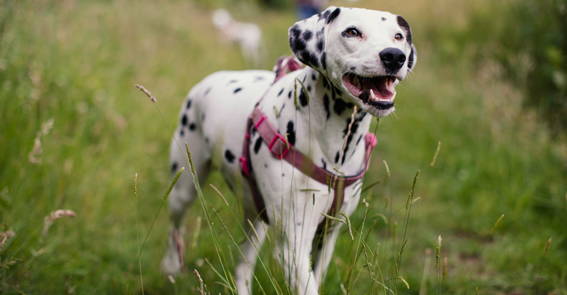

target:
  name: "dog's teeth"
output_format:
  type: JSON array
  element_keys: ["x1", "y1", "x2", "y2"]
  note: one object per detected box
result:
[{"x1": 370, "y1": 89, "x2": 378, "y2": 100}]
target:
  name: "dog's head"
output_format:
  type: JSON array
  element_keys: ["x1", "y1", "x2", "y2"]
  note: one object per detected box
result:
[{"x1": 289, "y1": 7, "x2": 417, "y2": 117}]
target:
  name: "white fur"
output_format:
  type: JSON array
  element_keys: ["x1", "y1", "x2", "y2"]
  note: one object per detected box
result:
[{"x1": 163, "y1": 7, "x2": 416, "y2": 294}]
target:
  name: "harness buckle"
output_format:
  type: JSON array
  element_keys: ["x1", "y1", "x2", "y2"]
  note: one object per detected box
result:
[{"x1": 268, "y1": 133, "x2": 290, "y2": 159}]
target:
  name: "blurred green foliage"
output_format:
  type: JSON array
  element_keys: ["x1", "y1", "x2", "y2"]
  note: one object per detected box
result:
[
  {"x1": 465, "y1": 0, "x2": 567, "y2": 134},
  {"x1": 0, "y1": 0, "x2": 566, "y2": 294}
]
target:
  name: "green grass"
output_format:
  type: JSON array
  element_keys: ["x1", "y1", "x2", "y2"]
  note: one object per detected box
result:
[{"x1": 1, "y1": 0, "x2": 566, "y2": 294}]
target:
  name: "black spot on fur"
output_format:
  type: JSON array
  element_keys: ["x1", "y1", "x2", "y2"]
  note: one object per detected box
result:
[
  {"x1": 290, "y1": 25, "x2": 301, "y2": 38},
  {"x1": 322, "y1": 77, "x2": 329, "y2": 89},
  {"x1": 186, "y1": 100, "x2": 192, "y2": 109},
  {"x1": 307, "y1": 85, "x2": 312, "y2": 92},
  {"x1": 356, "y1": 134, "x2": 363, "y2": 146},
  {"x1": 288, "y1": 90, "x2": 292, "y2": 99},
  {"x1": 327, "y1": 8, "x2": 341, "y2": 24},
  {"x1": 397, "y1": 16, "x2": 412, "y2": 44},
  {"x1": 233, "y1": 87, "x2": 242, "y2": 94},
  {"x1": 302, "y1": 30, "x2": 312, "y2": 41},
  {"x1": 299, "y1": 91, "x2": 308, "y2": 107},
  {"x1": 264, "y1": 163, "x2": 268, "y2": 168},
  {"x1": 381, "y1": 17, "x2": 386, "y2": 21},
  {"x1": 334, "y1": 151, "x2": 340, "y2": 164},
  {"x1": 181, "y1": 114, "x2": 188, "y2": 126},
  {"x1": 321, "y1": 159, "x2": 327, "y2": 170},
  {"x1": 286, "y1": 121, "x2": 296, "y2": 145},
  {"x1": 277, "y1": 88, "x2": 284, "y2": 96},
  {"x1": 340, "y1": 116, "x2": 363, "y2": 164},
  {"x1": 320, "y1": 52, "x2": 327, "y2": 70},
  {"x1": 300, "y1": 51, "x2": 319, "y2": 68},
  {"x1": 311, "y1": 73, "x2": 317, "y2": 81},
  {"x1": 333, "y1": 98, "x2": 354, "y2": 116},
  {"x1": 224, "y1": 150, "x2": 235, "y2": 163},
  {"x1": 316, "y1": 40, "x2": 324, "y2": 52},
  {"x1": 292, "y1": 38, "x2": 306, "y2": 52},
  {"x1": 180, "y1": 129, "x2": 185, "y2": 137},
  {"x1": 350, "y1": 66, "x2": 356, "y2": 71},
  {"x1": 254, "y1": 137, "x2": 263, "y2": 154},
  {"x1": 323, "y1": 94, "x2": 331, "y2": 119},
  {"x1": 189, "y1": 123, "x2": 196, "y2": 131},
  {"x1": 171, "y1": 162, "x2": 178, "y2": 173},
  {"x1": 204, "y1": 87, "x2": 211, "y2": 95}
]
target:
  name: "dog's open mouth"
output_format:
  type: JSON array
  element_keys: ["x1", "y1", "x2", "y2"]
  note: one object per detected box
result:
[{"x1": 342, "y1": 73, "x2": 397, "y2": 110}]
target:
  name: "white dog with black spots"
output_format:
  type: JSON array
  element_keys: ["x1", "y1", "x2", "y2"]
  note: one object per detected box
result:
[{"x1": 162, "y1": 6, "x2": 416, "y2": 295}]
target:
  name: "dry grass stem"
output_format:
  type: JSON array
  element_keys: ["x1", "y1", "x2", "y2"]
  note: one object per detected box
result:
[
  {"x1": 429, "y1": 140, "x2": 442, "y2": 167},
  {"x1": 209, "y1": 184, "x2": 229, "y2": 206},
  {"x1": 28, "y1": 118, "x2": 54, "y2": 164},
  {"x1": 382, "y1": 160, "x2": 391, "y2": 179},
  {"x1": 193, "y1": 268, "x2": 207, "y2": 295},
  {"x1": 135, "y1": 84, "x2": 158, "y2": 103},
  {"x1": 544, "y1": 237, "x2": 552, "y2": 255},
  {"x1": 491, "y1": 214, "x2": 505, "y2": 233},
  {"x1": 419, "y1": 249, "x2": 432, "y2": 295},
  {"x1": 442, "y1": 256, "x2": 448, "y2": 281},
  {"x1": 0, "y1": 230, "x2": 15, "y2": 250},
  {"x1": 341, "y1": 106, "x2": 359, "y2": 154},
  {"x1": 167, "y1": 275, "x2": 176, "y2": 284},
  {"x1": 42, "y1": 209, "x2": 76, "y2": 236},
  {"x1": 192, "y1": 216, "x2": 202, "y2": 250}
]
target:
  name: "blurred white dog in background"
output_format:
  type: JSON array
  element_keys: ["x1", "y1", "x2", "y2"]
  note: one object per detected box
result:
[{"x1": 212, "y1": 9, "x2": 263, "y2": 66}]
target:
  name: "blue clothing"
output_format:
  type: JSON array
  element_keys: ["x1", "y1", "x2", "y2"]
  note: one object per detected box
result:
[{"x1": 297, "y1": 4, "x2": 320, "y2": 20}]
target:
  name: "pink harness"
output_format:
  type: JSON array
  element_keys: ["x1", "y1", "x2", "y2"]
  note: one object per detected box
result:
[{"x1": 239, "y1": 57, "x2": 378, "y2": 224}]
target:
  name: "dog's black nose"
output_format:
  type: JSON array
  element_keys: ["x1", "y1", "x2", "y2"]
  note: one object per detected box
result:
[{"x1": 380, "y1": 48, "x2": 406, "y2": 73}]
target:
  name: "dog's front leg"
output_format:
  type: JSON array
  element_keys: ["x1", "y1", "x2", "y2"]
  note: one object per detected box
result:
[
  {"x1": 235, "y1": 218, "x2": 269, "y2": 295},
  {"x1": 312, "y1": 224, "x2": 343, "y2": 286},
  {"x1": 276, "y1": 216, "x2": 319, "y2": 295}
]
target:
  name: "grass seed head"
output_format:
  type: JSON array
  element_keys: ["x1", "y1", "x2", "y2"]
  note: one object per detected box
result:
[
  {"x1": 0, "y1": 230, "x2": 15, "y2": 250},
  {"x1": 42, "y1": 209, "x2": 76, "y2": 236}
]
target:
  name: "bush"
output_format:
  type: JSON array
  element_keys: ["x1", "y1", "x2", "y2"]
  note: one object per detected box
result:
[{"x1": 477, "y1": 0, "x2": 567, "y2": 134}]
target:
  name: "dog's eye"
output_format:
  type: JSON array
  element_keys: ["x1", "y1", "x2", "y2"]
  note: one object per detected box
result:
[
  {"x1": 394, "y1": 33, "x2": 404, "y2": 41},
  {"x1": 342, "y1": 27, "x2": 362, "y2": 38}
]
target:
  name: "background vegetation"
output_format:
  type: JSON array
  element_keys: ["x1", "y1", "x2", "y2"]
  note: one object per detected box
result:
[{"x1": 0, "y1": 0, "x2": 565, "y2": 294}]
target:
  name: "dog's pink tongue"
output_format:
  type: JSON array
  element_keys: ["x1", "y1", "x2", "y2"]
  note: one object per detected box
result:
[{"x1": 365, "y1": 77, "x2": 395, "y2": 101}]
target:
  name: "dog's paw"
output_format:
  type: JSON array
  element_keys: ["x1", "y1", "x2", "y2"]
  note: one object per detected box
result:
[
  {"x1": 161, "y1": 250, "x2": 183, "y2": 276},
  {"x1": 161, "y1": 228, "x2": 185, "y2": 276}
]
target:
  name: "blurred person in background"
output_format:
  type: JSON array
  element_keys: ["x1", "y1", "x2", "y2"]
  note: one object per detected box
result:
[{"x1": 296, "y1": 0, "x2": 327, "y2": 19}]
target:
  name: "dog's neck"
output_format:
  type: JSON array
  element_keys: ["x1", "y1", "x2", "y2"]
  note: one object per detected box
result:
[{"x1": 286, "y1": 67, "x2": 373, "y2": 173}]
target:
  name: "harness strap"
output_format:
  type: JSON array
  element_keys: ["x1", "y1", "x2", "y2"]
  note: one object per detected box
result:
[
  {"x1": 240, "y1": 118, "x2": 271, "y2": 223},
  {"x1": 241, "y1": 107, "x2": 377, "y2": 224}
]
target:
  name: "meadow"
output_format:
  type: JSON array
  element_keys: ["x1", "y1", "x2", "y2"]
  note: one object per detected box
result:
[{"x1": 0, "y1": 0, "x2": 566, "y2": 294}]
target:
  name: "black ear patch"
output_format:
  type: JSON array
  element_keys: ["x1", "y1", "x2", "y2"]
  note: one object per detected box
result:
[
  {"x1": 408, "y1": 47, "x2": 415, "y2": 69},
  {"x1": 320, "y1": 9, "x2": 331, "y2": 21},
  {"x1": 327, "y1": 8, "x2": 341, "y2": 24},
  {"x1": 397, "y1": 16, "x2": 412, "y2": 44}
]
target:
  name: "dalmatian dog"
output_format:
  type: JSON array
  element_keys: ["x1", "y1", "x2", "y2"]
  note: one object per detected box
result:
[{"x1": 162, "y1": 6, "x2": 416, "y2": 294}]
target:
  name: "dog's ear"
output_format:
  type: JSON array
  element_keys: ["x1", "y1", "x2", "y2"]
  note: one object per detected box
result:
[
  {"x1": 396, "y1": 15, "x2": 417, "y2": 71},
  {"x1": 288, "y1": 6, "x2": 341, "y2": 71}
]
